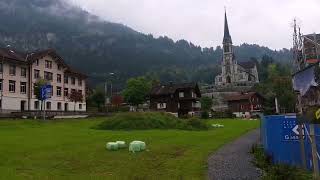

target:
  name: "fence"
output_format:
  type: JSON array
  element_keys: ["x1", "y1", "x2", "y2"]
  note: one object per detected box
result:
[{"x1": 262, "y1": 115, "x2": 320, "y2": 171}]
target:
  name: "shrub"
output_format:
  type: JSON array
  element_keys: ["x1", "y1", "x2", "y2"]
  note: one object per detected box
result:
[
  {"x1": 201, "y1": 111, "x2": 209, "y2": 119},
  {"x1": 251, "y1": 144, "x2": 312, "y2": 180},
  {"x1": 95, "y1": 112, "x2": 209, "y2": 131}
]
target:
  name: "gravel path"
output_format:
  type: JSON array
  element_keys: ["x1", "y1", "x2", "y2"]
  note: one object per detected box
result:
[{"x1": 207, "y1": 129, "x2": 262, "y2": 180}]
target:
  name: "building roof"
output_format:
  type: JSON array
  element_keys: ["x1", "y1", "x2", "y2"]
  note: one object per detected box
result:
[
  {"x1": 225, "y1": 92, "x2": 263, "y2": 101},
  {"x1": 223, "y1": 11, "x2": 232, "y2": 44},
  {"x1": 150, "y1": 82, "x2": 200, "y2": 96},
  {"x1": 0, "y1": 47, "x2": 87, "y2": 78},
  {"x1": 0, "y1": 48, "x2": 27, "y2": 63},
  {"x1": 238, "y1": 61, "x2": 256, "y2": 69}
]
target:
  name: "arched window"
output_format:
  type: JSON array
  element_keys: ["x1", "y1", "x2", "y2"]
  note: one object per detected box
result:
[{"x1": 226, "y1": 76, "x2": 231, "y2": 84}]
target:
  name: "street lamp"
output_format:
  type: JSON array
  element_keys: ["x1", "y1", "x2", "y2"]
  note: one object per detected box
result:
[{"x1": 104, "y1": 72, "x2": 115, "y2": 106}]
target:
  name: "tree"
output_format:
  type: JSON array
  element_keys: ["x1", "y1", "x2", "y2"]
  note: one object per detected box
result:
[
  {"x1": 200, "y1": 97, "x2": 213, "y2": 112},
  {"x1": 91, "y1": 88, "x2": 105, "y2": 111},
  {"x1": 122, "y1": 77, "x2": 151, "y2": 110},
  {"x1": 200, "y1": 97, "x2": 213, "y2": 119},
  {"x1": 69, "y1": 90, "x2": 84, "y2": 112},
  {"x1": 34, "y1": 78, "x2": 48, "y2": 111}
]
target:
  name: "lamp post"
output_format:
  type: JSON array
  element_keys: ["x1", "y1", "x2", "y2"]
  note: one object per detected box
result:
[{"x1": 104, "y1": 73, "x2": 115, "y2": 111}]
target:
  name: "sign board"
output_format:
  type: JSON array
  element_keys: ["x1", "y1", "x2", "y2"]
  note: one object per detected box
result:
[
  {"x1": 282, "y1": 118, "x2": 304, "y2": 141},
  {"x1": 40, "y1": 85, "x2": 52, "y2": 100}
]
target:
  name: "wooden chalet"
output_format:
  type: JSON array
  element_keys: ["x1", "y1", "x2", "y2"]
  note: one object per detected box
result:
[
  {"x1": 149, "y1": 83, "x2": 201, "y2": 117},
  {"x1": 225, "y1": 92, "x2": 264, "y2": 118}
]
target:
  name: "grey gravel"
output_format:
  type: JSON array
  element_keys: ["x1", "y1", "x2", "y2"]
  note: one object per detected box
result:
[{"x1": 208, "y1": 129, "x2": 262, "y2": 180}]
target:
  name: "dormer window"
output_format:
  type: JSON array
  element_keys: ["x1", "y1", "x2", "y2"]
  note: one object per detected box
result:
[{"x1": 45, "y1": 60, "x2": 52, "y2": 69}]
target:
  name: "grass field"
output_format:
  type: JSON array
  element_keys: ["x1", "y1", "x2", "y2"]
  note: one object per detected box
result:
[{"x1": 0, "y1": 118, "x2": 259, "y2": 180}]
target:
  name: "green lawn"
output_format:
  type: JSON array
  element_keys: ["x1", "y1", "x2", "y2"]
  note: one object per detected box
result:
[{"x1": 0, "y1": 118, "x2": 259, "y2": 180}]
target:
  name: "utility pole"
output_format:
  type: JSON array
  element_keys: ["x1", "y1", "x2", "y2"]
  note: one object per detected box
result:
[
  {"x1": 309, "y1": 123, "x2": 319, "y2": 179},
  {"x1": 296, "y1": 92, "x2": 307, "y2": 169}
]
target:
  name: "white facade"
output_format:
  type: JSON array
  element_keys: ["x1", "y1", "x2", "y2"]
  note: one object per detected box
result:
[{"x1": 0, "y1": 49, "x2": 87, "y2": 112}]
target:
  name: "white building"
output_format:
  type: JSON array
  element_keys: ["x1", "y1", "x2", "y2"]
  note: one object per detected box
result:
[{"x1": 0, "y1": 48, "x2": 87, "y2": 113}]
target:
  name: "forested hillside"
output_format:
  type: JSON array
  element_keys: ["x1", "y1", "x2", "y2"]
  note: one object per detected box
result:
[{"x1": 0, "y1": 0, "x2": 292, "y2": 88}]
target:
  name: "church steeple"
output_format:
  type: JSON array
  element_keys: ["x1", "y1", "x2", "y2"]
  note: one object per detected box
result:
[{"x1": 223, "y1": 10, "x2": 232, "y2": 44}]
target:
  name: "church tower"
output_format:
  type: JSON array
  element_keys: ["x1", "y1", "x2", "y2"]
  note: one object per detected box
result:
[{"x1": 222, "y1": 10, "x2": 237, "y2": 84}]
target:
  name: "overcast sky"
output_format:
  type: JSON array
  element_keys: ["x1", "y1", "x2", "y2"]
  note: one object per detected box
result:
[{"x1": 70, "y1": 0, "x2": 320, "y2": 50}]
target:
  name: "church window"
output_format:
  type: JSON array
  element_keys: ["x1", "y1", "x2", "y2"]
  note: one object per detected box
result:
[
  {"x1": 226, "y1": 66, "x2": 231, "y2": 73},
  {"x1": 226, "y1": 76, "x2": 231, "y2": 84},
  {"x1": 224, "y1": 45, "x2": 230, "y2": 53}
]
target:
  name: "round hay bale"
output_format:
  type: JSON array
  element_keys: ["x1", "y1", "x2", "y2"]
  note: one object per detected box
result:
[
  {"x1": 129, "y1": 141, "x2": 146, "y2": 152},
  {"x1": 129, "y1": 142, "x2": 141, "y2": 152},
  {"x1": 116, "y1": 141, "x2": 126, "y2": 148},
  {"x1": 106, "y1": 142, "x2": 119, "y2": 151}
]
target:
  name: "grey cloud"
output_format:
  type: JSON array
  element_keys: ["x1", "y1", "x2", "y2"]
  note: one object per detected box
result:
[{"x1": 70, "y1": 0, "x2": 320, "y2": 50}]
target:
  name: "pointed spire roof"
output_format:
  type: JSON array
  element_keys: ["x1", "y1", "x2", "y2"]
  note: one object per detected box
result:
[{"x1": 223, "y1": 10, "x2": 232, "y2": 44}]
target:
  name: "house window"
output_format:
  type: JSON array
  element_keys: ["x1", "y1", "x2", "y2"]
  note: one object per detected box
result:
[
  {"x1": 78, "y1": 78, "x2": 82, "y2": 86},
  {"x1": 9, "y1": 80, "x2": 15, "y2": 93},
  {"x1": 34, "y1": 101, "x2": 39, "y2": 110},
  {"x1": 71, "y1": 77, "x2": 76, "y2": 85},
  {"x1": 34, "y1": 69, "x2": 40, "y2": 79},
  {"x1": 58, "y1": 65, "x2": 62, "y2": 70},
  {"x1": 179, "y1": 92, "x2": 184, "y2": 98},
  {"x1": 46, "y1": 101, "x2": 51, "y2": 110},
  {"x1": 44, "y1": 71, "x2": 53, "y2": 81},
  {"x1": 71, "y1": 89, "x2": 76, "y2": 94},
  {"x1": 36, "y1": 59, "x2": 39, "y2": 66},
  {"x1": 9, "y1": 65, "x2": 16, "y2": 76},
  {"x1": 157, "y1": 103, "x2": 166, "y2": 109},
  {"x1": 57, "y1": 74, "x2": 62, "y2": 83},
  {"x1": 64, "y1": 75, "x2": 69, "y2": 84},
  {"x1": 57, "y1": 102, "x2": 62, "y2": 110},
  {"x1": 20, "y1": 82, "x2": 27, "y2": 94},
  {"x1": 79, "y1": 104, "x2": 82, "y2": 110},
  {"x1": 21, "y1": 67, "x2": 27, "y2": 77},
  {"x1": 33, "y1": 83, "x2": 38, "y2": 95},
  {"x1": 45, "y1": 60, "x2": 52, "y2": 69},
  {"x1": 192, "y1": 92, "x2": 197, "y2": 98},
  {"x1": 79, "y1": 90, "x2": 83, "y2": 95},
  {"x1": 0, "y1": 79, "x2": 3, "y2": 92},
  {"x1": 57, "y1": 86, "x2": 62, "y2": 97},
  {"x1": 64, "y1": 88, "x2": 69, "y2": 97},
  {"x1": 0, "y1": 63, "x2": 3, "y2": 73}
]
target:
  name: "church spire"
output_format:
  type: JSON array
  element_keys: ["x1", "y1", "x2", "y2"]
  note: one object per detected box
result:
[{"x1": 223, "y1": 10, "x2": 232, "y2": 44}]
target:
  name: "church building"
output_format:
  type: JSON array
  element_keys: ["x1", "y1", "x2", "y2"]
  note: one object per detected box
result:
[{"x1": 215, "y1": 12, "x2": 259, "y2": 87}]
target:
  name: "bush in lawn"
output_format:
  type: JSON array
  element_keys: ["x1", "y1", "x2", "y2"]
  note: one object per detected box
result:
[
  {"x1": 96, "y1": 112, "x2": 209, "y2": 130},
  {"x1": 201, "y1": 111, "x2": 209, "y2": 119},
  {"x1": 181, "y1": 118, "x2": 209, "y2": 130}
]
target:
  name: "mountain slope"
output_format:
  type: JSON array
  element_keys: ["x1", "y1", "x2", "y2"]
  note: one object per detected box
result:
[{"x1": 0, "y1": 0, "x2": 292, "y2": 88}]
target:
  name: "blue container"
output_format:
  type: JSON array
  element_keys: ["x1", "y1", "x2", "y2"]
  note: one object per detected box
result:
[
  {"x1": 262, "y1": 115, "x2": 302, "y2": 167},
  {"x1": 262, "y1": 115, "x2": 320, "y2": 170}
]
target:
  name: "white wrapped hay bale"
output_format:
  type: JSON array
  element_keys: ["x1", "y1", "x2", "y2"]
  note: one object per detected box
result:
[
  {"x1": 116, "y1": 141, "x2": 126, "y2": 148},
  {"x1": 106, "y1": 142, "x2": 119, "y2": 151},
  {"x1": 212, "y1": 124, "x2": 225, "y2": 128},
  {"x1": 129, "y1": 141, "x2": 146, "y2": 153}
]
